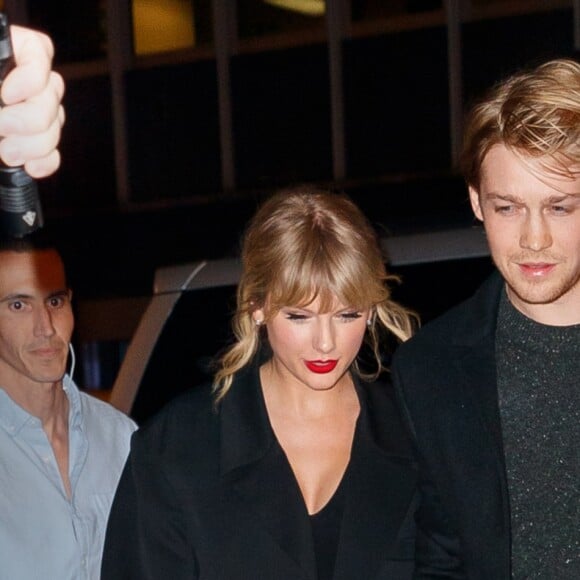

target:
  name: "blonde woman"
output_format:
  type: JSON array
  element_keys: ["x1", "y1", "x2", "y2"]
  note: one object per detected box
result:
[{"x1": 103, "y1": 188, "x2": 419, "y2": 580}]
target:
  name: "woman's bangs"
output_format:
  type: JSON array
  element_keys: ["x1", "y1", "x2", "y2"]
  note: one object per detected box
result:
[{"x1": 268, "y1": 255, "x2": 378, "y2": 312}]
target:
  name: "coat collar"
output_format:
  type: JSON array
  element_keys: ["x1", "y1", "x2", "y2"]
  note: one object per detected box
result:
[
  {"x1": 451, "y1": 270, "x2": 504, "y2": 347},
  {"x1": 446, "y1": 270, "x2": 510, "y2": 549},
  {"x1": 450, "y1": 271, "x2": 506, "y2": 454},
  {"x1": 220, "y1": 363, "x2": 315, "y2": 579},
  {"x1": 450, "y1": 271, "x2": 513, "y2": 574},
  {"x1": 335, "y1": 378, "x2": 417, "y2": 580},
  {"x1": 219, "y1": 365, "x2": 417, "y2": 579},
  {"x1": 219, "y1": 363, "x2": 274, "y2": 475}
]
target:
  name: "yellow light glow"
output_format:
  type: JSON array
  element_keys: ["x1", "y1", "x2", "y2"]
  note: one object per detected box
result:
[
  {"x1": 263, "y1": 0, "x2": 325, "y2": 17},
  {"x1": 133, "y1": 0, "x2": 195, "y2": 55}
]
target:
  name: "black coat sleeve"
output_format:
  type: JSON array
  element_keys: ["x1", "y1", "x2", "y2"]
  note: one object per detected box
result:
[
  {"x1": 391, "y1": 356, "x2": 466, "y2": 579},
  {"x1": 101, "y1": 430, "x2": 198, "y2": 579}
]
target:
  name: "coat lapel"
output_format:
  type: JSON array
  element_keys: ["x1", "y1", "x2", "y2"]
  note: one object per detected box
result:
[
  {"x1": 447, "y1": 273, "x2": 511, "y2": 563},
  {"x1": 334, "y1": 380, "x2": 418, "y2": 580},
  {"x1": 219, "y1": 365, "x2": 317, "y2": 580},
  {"x1": 219, "y1": 367, "x2": 418, "y2": 580},
  {"x1": 454, "y1": 341, "x2": 505, "y2": 463},
  {"x1": 452, "y1": 272, "x2": 506, "y2": 467}
]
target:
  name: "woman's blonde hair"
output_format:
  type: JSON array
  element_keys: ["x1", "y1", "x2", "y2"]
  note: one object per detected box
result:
[
  {"x1": 213, "y1": 187, "x2": 416, "y2": 401},
  {"x1": 461, "y1": 58, "x2": 580, "y2": 188}
]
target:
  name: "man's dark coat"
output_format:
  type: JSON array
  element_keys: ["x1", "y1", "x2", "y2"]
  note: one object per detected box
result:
[{"x1": 392, "y1": 272, "x2": 511, "y2": 579}]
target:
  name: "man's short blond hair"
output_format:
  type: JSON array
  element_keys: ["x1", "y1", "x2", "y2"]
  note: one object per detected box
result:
[{"x1": 461, "y1": 59, "x2": 580, "y2": 189}]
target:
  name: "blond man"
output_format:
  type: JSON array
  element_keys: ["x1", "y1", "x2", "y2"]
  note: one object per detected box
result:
[{"x1": 393, "y1": 59, "x2": 580, "y2": 579}]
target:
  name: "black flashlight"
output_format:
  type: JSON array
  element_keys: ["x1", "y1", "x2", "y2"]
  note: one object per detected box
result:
[{"x1": 0, "y1": 13, "x2": 43, "y2": 238}]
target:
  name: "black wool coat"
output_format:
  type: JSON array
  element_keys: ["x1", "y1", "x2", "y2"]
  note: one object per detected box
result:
[
  {"x1": 392, "y1": 271, "x2": 511, "y2": 579},
  {"x1": 102, "y1": 364, "x2": 419, "y2": 579}
]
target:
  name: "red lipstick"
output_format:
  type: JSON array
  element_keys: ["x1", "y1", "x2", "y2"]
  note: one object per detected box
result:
[{"x1": 305, "y1": 360, "x2": 338, "y2": 374}]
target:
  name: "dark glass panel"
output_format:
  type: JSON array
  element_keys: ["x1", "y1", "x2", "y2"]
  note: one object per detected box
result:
[
  {"x1": 344, "y1": 26, "x2": 450, "y2": 178},
  {"x1": 231, "y1": 44, "x2": 332, "y2": 189},
  {"x1": 462, "y1": 8, "x2": 575, "y2": 105},
  {"x1": 126, "y1": 60, "x2": 221, "y2": 201},
  {"x1": 28, "y1": 0, "x2": 107, "y2": 63},
  {"x1": 40, "y1": 75, "x2": 116, "y2": 212},
  {"x1": 351, "y1": 0, "x2": 443, "y2": 21}
]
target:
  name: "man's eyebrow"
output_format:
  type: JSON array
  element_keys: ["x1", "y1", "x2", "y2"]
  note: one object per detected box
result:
[
  {"x1": 483, "y1": 193, "x2": 523, "y2": 202},
  {"x1": 547, "y1": 194, "x2": 580, "y2": 202},
  {"x1": 39, "y1": 289, "x2": 71, "y2": 304},
  {"x1": 0, "y1": 293, "x2": 33, "y2": 303},
  {"x1": 47, "y1": 289, "x2": 71, "y2": 299},
  {"x1": 484, "y1": 192, "x2": 580, "y2": 202}
]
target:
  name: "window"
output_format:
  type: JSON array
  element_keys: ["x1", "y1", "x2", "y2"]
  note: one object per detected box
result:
[
  {"x1": 28, "y1": 0, "x2": 107, "y2": 64},
  {"x1": 237, "y1": 0, "x2": 325, "y2": 40}
]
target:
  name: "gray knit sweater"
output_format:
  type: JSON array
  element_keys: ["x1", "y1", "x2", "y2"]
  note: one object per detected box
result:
[{"x1": 496, "y1": 292, "x2": 579, "y2": 579}]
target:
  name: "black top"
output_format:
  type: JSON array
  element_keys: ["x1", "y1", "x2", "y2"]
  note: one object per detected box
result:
[{"x1": 310, "y1": 469, "x2": 348, "y2": 580}]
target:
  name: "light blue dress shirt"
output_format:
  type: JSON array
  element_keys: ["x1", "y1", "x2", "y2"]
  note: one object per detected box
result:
[{"x1": 0, "y1": 375, "x2": 136, "y2": 580}]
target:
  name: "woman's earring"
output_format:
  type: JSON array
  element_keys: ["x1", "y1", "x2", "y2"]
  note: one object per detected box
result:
[
  {"x1": 366, "y1": 319, "x2": 372, "y2": 328},
  {"x1": 255, "y1": 319, "x2": 263, "y2": 327}
]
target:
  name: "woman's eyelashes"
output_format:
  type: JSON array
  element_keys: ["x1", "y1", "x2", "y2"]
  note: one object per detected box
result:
[
  {"x1": 284, "y1": 310, "x2": 363, "y2": 323},
  {"x1": 285, "y1": 312, "x2": 309, "y2": 321}
]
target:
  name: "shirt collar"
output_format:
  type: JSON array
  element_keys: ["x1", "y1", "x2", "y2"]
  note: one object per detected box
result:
[{"x1": 0, "y1": 374, "x2": 81, "y2": 436}]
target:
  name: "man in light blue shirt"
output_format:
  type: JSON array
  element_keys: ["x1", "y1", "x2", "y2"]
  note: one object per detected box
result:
[{"x1": 0, "y1": 234, "x2": 136, "y2": 580}]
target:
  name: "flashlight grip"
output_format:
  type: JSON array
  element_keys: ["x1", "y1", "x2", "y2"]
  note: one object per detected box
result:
[{"x1": 0, "y1": 13, "x2": 43, "y2": 238}]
